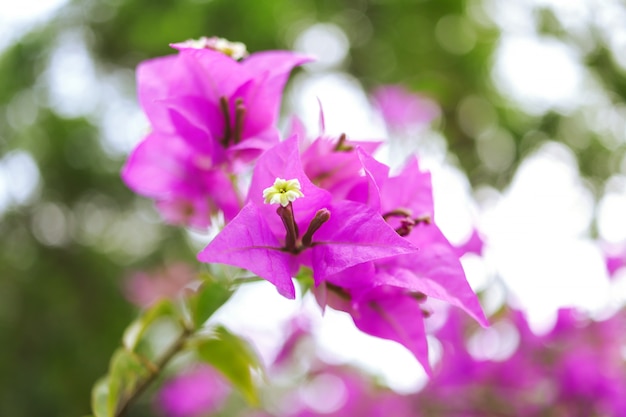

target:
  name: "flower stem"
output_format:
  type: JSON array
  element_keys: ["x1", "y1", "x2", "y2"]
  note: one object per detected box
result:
[{"x1": 115, "y1": 326, "x2": 194, "y2": 417}]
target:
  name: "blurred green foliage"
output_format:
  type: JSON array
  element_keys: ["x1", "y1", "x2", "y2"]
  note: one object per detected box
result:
[{"x1": 1, "y1": 0, "x2": 625, "y2": 415}]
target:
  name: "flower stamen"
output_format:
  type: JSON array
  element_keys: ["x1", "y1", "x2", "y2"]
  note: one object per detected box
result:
[
  {"x1": 333, "y1": 133, "x2": 354, "y2": 152},
  {"x1": 301, "y1": 209, "x2": 331, "y2": 247},
  {"x1": 233, "y1": 98, "x2": 245, "y2": 144},
  {"x1": 382, "y1": 209, "x2": 431, "y2": 237},
  {"x1": 219, "y1": 96, "x2": 232, "y2": 147}
]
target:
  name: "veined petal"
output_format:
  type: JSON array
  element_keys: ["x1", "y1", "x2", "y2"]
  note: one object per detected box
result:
[
  {"x1": 197, "y1": 203, "x2": 296, "y2": 298},
  {"x1": 311, "y1": 200, "x2": 418, "y2": 285},
  {"x1": 378, "y1": 224, "x2": 488, "y2": 327}
]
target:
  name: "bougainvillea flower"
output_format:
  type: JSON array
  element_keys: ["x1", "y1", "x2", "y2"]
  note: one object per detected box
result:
[
  {"x1": 289, "y1": 366, "x2": 416, "y2": 417},
  {"x1": 606, "y1": 254, "x2": 626, "y2": 277},
  {"x1": 372, "y1": 84, "x2": 440, "y2": 132},
  {"x1": 197, "y1": 136, "x2": 418, "y2": 298},
  {"x1": 346, "y1": 153, "x2": 484, "y2": 323},
  {"x1": 157, "y1": 364, "x2": 230, "y2": 417},
  {"x1": 313, "y1": 153, "x2": 487, "y2": 371},
  {"x1": 122, "y1": 132, "x2": 241, "y2": 228},
  {"x1": 417, "y1": 307, "x2": 626, "y2": 416},
  {"x1": 319, "y1": 224, "x2": 487, "y2": 374},
  {"x1": 288, "y1": 108, "x2": 383, "y2": 201},
  {"x1": 122, "y1": 37, "x2": 310, "y2": 228},
  {"x1": 139, "y1": 38, "x2": 311, "y2": 169},
  {"x1": 300, "y1": 134, "x2": 382, "y2": 201},
  {"x1": 320, "y1": 279, "x2": 432, "y2": 374},
  {"x1": 603, "y1": 243, "x2": 626, "y2": 278},
  {"x1": 272, "y1": 317, "x2": 313, "y2": 369},
  {"x1": 124, "y1": 263, "x2": 196, "y2": 308}
]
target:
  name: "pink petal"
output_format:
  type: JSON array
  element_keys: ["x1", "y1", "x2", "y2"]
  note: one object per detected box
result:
[{"x1": 197, "y1": 203, "x2": 296, "y2": 298}]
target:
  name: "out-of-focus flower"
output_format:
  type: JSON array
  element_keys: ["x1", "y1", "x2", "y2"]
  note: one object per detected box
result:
[
  {"x1": 272, "y1": 317, "x2": 313, "y2": 369},
  {"x1": 372, "y1": 85, "x2": 440, "y2": 133},
  {"x1": 315, "y1": 154, "x2": 487, "y2": 373},
  {"x1": 243, "y1": 307, "x2": 626, "y2": 417},
  {"x1": 603, "y1": 244, "x2": 626, "y2": 278},
  {"x1": 454, "y1": 228, "x2": 485, "y2": 257},
  {"x1": 417, "y1": 307, "x2": 626, "y2": 416},
  {"x1": 291, "y1": 367, "x2": 414, "y2": 417},
  {"x1": 123, "y1": 263, "x2": 195, "y2": 308},
  {"x1": 157, "y1": 365, "x2": 230, "y2": 417},
  {"x1": 122, "y1": 37, "x2": 311, "y2": 228},
  {"x1": 299, "y1": 134, "x2": 381, "y2": 201}
]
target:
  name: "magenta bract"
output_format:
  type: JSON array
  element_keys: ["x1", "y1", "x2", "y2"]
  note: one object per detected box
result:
[
  {"x1": 197, "y1": 137, "x2": 418, "y2": 298},
  {"x1": 122, "y1": 42, "x2": 311, "y2": 228}
]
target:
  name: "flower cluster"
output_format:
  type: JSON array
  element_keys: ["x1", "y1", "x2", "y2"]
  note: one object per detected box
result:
[
  {"x1": 154, "y1": 307, "x2": 626, "y2": 417},
  {"x1": 415, "y1": 308, "x2": 626, "y2": 416},
  {"x1": 122, "y1": 37, "x2": 486, "y2": 374},
  {"x1": 122, "y1": 37, "x2": 311, "y2": 228}
]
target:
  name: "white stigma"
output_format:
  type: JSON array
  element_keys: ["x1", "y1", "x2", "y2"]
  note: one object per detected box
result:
[{"x1": 263, "y1": 178, "x2": 304, "y2": 206}]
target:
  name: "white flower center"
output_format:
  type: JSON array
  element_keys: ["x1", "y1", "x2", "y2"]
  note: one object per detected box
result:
[
  {"x1": 176, "y1": 36, "x2": 248, "y2": 60},
  {"x1": 263, "y1": 178, "x2": 304, "y2": 206}
]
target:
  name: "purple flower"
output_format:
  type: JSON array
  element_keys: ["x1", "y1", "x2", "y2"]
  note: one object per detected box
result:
[
  {"x1": 372, "y1": 85, "x2": 440, "y2": 132},
  {"x1": 603, "y1": 243, "x2": 626, "y2": 278},
  {"x1": 315, "y1": 154, "x2": 487, "y2": 372},
  {"x1": 197, "y1": 136, "x2": 418, "y2": 299},
  {"x1": 122, "y1": 37, "x2": 311, "y2": 228},
  {"x1": 272, "y1": 317, "x2": 313, "y2": 369},
  {"x1": 138, "y1": 38, "x2": 311, "y2": 168},
  {"x1": 417, "y1": 307, "x2": 626, "y2": 416},
  {"x1": 282, "y1": 364, "x2": 416, "y2": 417},
  {"x1": 300, "y1": 134, "x2": 382, "y2": 202},
  {"x1": 157, "y1": 365, "x2": 230, "y2": 417},
  {"x1": 123, "y1": 263, "x2": 195, "y2": 308},
  {"x1": 319, "y1": 278, "x2": 432, "y2": 374}
]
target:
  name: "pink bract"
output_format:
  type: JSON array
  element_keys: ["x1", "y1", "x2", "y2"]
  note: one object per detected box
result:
[
  {"x1": 122, "y1": 41, "x2": 311, "y2": 228},
  {"x1": 157, "y1": 365, "x2": 230, "y2": 417},
  {"x1": 372, "y1": 85, "x2": 440, "y2": 132},
  {"x1": 197, "y1": 137, "x2": 418, "y2": 299}
]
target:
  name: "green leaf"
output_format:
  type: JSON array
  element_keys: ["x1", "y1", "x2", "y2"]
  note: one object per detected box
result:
[
  {"x1": 123, "y1": 299, "x2": 176, "y2": 351},
  {"x1": 91, "y1": 376, "x2": 112, "y2": 417},
  {"x1": 195, "y1": 326, "x2": 262, "y2": 405},
  {"x1": 189, "y1": 279, "x2": 233, "y2": 329},
  {"x1": 107, "y1": 348, "x2": 152, "y2": 415}
]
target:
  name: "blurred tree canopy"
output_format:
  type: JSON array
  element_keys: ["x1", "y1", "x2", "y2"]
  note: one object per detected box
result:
[{"x1": 1, "y1": 0, "x2": 625, "y2": 416}]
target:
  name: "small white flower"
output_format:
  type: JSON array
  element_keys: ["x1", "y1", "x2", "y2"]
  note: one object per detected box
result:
[
  {"x1": 208, "y1": 37, "x2": 248, "y2": 60},
  {"x1": 263, "y1": 178, "x2": 304, "y2": 206},
  {"x1": 174, "y1": 36, "x2": 248, "y2": 60}
]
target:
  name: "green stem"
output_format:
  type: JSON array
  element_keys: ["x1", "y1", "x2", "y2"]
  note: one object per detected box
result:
[{"x1": 115, "y1": 326, "x2": 193, "y2": 417}]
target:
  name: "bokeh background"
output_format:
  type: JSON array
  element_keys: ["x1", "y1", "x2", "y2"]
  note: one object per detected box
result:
[{"x1": 2, "y1": 0, "x2": 626, "y2": 415}]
